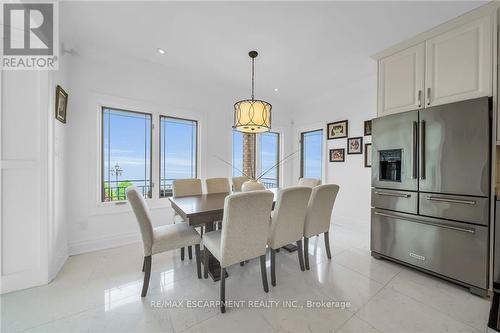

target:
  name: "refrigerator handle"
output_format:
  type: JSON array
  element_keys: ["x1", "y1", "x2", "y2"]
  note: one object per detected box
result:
[
  {"x1": 412, "y1": 121, "x2": 418, "y2": 179},
  {"x1": 419, "y1": 120, "x2": 426, "y2": 180}
]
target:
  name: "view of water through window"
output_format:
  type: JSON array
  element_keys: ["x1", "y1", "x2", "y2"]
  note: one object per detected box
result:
[{"x1": 301, "y1": 129, "x2": 322, "y2": 180}]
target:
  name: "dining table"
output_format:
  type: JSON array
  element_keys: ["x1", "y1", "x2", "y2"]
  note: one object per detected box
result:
[{"x1": 168, "y1": 188, "x2": 283, "y2": 281}]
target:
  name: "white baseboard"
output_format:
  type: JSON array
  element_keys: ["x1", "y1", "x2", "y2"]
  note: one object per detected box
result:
[
  {"x1": 68, "y1": 231, "x2": 140, "y2": 256},
  {"x1": 50, "y1": 252, "x2": 69, "y2": 281}
]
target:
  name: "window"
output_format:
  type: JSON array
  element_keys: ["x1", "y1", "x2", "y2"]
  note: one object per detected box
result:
[
  {"x1": 102, "y1": 107, "x2": 152, "y2": 202},
  {"x1": 257, "y1": 131, "x2": 280, "y2": 188},
  {"x1": 300, "y1": 129, "x2": 323, "y2": 180},
  {"x1": 160, "y1": 116, "x2": 197, "y2": 197},
  {"x1": 232, "y1": 130, "x2": 244, "y2": 176}
]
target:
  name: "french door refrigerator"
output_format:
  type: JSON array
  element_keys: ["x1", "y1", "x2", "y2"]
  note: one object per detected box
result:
[{"x1": 371, "y1": 97, "x2": 491, "y2": 296}]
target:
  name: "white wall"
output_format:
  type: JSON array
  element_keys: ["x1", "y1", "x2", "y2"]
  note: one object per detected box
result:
[
  {"x1": 64, "y1": 49, "x2": 294, "y2": 254},
  {"x1": 291, "y1": 75, "x2": 377, "y2": 225}
]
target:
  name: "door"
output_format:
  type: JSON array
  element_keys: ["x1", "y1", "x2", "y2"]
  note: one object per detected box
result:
[
  {"x1": 372, "y1": 110, "x2": 418, "y2": 191},
  {"x1": 418, "y1": 97, "x2": 490, "y2": 197},
  {"x1": 378, "y1": 43, "x2": 425, "y2": 116},
  {"x1": 425, "y1": 15, "x2": 492, "y2": 107}
]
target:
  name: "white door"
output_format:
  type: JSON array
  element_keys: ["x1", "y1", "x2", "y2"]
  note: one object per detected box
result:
[
  {"x1": 425, "y1": 15, "x2": 492, "y2": 107},
  {"x1": 378, "y1": 43, "x2": 425, "y2": 116}
]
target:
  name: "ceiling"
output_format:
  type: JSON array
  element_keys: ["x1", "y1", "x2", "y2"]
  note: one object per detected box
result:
[{"x1": 61, "y1": 1, "x2": 485, "y2": 107}]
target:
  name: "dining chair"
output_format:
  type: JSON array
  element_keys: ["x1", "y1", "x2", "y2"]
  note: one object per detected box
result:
[
  {"x1": 206, "y1": 177, "x2": 231, "y2": 194},
  {"x1": 231, "y1": 176, "x2": 249, "y2": 192},
  {"x1": 203, "y1": 190, "x2": 274, "y2": 313},
  {"x1": 172, "y1": 179, "x2": 202, "y2": 260},
  {"x1": 268, "y1": 186, "x2": 312, "y2": 286},
  {"x1": 126, "y1": 187, "x2": 202, "y2": 297},
  {"x1": 298, "y1": 178, "x2": 321, "y2": 188},
  {"x1": 303, "y1": 184, "x2": 340, "y2": 270}
]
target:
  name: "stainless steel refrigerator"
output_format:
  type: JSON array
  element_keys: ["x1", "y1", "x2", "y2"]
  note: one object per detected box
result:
[{"x1": 371, "y1": 97, "x2": 491, "y2": 296}]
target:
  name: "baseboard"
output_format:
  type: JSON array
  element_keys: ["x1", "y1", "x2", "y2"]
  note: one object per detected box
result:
[
  {"x1": 68, "y1": 231, "x2": 140, "y2": 256},
  {"x1": 49, "y1": 252, "x2": 68, "y2": 281}
]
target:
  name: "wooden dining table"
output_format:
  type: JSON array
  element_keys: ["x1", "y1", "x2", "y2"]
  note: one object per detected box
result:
[{"x1": 168, "y1": 188, "x2": 280, "y2": 281}]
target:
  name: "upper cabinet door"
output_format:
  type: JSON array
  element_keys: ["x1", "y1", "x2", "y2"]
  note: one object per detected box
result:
[
  {"x1": 378, "y1": 43, "x2": 425, "y2": 116},
  {"x1": 425, "y1": 15, "x2": 492, "y2": 107}
]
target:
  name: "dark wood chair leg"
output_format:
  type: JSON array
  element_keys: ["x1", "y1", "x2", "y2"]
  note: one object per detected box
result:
[
  {"x1": 141, "y1": 255, "x2": 152, "y2": 297},
  {"x1": 203, "y1": 247, "x2": 209, "y2": 279},
  {"x1": 297, "y1": 239, "x2": 305, "y2": 271},
  {"x1": 220, "y1": 267, "x2": 226, "y2": 313},
  {"x1": 188, "y1": 246, "x2": 193, "y2": 260},
  {"x1": 142, "y1": 257, "x2": 146, "y2": 272},
  {"x1": 304, "y1": 237, "x2": 310, "y2": 270},
  {"x1": 195, "y1": 244, "x2": 201, "y2": 278},
  {"x1": 181, "y1": 247, "x2": 185, "y2": 261},
  {"x1": 324, "y1": 232, "x2": 332, "y2": 259},
  {"x1": 240, "y1": 261, "x2": 245, "y2": 266},
  {"x1": 260, "y1": 255, "x2": 269, "y2": 292},
  {"x1": 270, "y1": 248, "x2": 276, "y2": 286}
]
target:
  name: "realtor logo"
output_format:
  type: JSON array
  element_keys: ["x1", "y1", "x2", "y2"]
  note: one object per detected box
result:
[{"x1": 2, "y1": 2, "x2": 59, "y2": 69}]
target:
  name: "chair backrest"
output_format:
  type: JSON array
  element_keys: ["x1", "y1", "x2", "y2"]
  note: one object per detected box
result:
[
  {"x1": 206, "y1": 177, "x2": 230, "y2": 194},
  {"x1": 172, "y1": 179, "x2": 202, "y2": 197},
  {"x1": 304, "y1": 184, "x2": 339, "y2": 238},
  {"x1": 126, "y1": 187, "x2": 154, "y2": 255},
  {"x1": 232, "y1": 176, "x2": 249, "y2": 191},
  {"x1": 220, "y1": 190, "x2": 274, "y2": 267},
  {"x1": 298, "y1": 178, "x2": 321, "y2": 188},
  {"x1": 269, "y1": 186, "x2": 312, "y2": 249}
]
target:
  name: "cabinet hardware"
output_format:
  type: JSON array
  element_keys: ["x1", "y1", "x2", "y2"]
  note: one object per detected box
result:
[
  {"x1": 375, "y1": 191, "x2": 411, "y2": 198},
  {"x1": 426, "y1": 196, "x2": 476, "y2": 205},
  {"x1": 417, "y1": 90, "x2": 422, "y2": 108},
  {"x1": 426, "y1": 87, "x2": 431, "y2": 105}
]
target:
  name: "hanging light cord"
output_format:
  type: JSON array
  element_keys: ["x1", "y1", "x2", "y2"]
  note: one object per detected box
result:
[{"x1": 251, "y1": 56, "x2": 255, "y2": 100}]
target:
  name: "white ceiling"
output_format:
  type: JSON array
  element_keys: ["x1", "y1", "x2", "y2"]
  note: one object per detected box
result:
[{"x1": 61, "y1": 1, "x2": 485, "y2": 106}]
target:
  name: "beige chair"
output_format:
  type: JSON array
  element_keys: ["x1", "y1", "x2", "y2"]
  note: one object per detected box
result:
[
  {"x1": 268, "y1": 186, "x2": 312, "y2": 286},
  {"x1": 203, "y1": 190, "x2": 274, "y2": 313},
  {"x1": 206, "y1": 177, "x2": 231, "y2": 194},
  {"x1": 231, "y1": 176, "x2": 249, "y2": 192},
  {"x1": 126, "y1": 187, "x2": 202, "y2": 297},
  {"x1": 172, "y1": 179, "x2": 202, "y2": 260},
  {"x1": 303, "y1": 184, "x2": 340, "y2": 270},
  {"x1": 298, "y1": 178, "x2": 321, "y2": 188}
]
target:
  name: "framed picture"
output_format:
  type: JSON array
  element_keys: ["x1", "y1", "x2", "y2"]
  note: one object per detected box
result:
[
  {"x1": 364, "y1": 143, "x2": 372, "y2": 167},
  {"x1": 55, "y1": 85, "x2": 68, "y2": 123},
  {"x1": 327, "y1": 120, "x2": 348, "y2": 140},
  {"x1": 329, "y1": 148, "x2": 345, "y2": 162},
  {"x1": 364, "y1": 120, "x2": 372, "y2": 136},
  {"x1": 347, "y1": 137, "x2": 363, "y2": 154}
]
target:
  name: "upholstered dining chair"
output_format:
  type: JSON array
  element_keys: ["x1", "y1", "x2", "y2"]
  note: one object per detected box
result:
[
  {"x1": 268, "y1": 186, "x2": 312, "y2": 286},
  {"x1": 298, "y1": 178, "x2": 321, "y2": 188},
  {"x1": 205, "y1": 177, "x2": 231, "y2": 194},
  {"x1": 303, "y1": 184, "x2": 340, "y2": 270},
  {"x1": 231, "y1": 176, "x2": 249, "y2": 192},
  {"x1": 172, "y1": 179, "x2": 202, "y2": 260},
  {"x1": 126, "y1": 187, "x2": 202, "y2": 297},
  {"x1": 203, "y1": 190, "x2": 274, "y2": 313}
]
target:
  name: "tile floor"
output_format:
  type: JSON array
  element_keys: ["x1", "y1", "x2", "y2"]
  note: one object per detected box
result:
[{"x1": 1, "y1": 218, "x2": 492, "y2": 332}]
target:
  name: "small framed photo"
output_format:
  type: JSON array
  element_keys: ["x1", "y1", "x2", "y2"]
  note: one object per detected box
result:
[
  {"x1": 327, "y1": 120, "x2": 348, "y2": 140},
  {"x1": 347, "y1": 137, "x2": 363, "y2": 154},
  {"x1": 55, "y1": 85, "x2": 68, "y2": 123},
  {"x1": 364, "y1": 120, "x2": 372, "y2": 136},
  {"x1": 364, "y1": 143, "x2": 372, "y2": 167},
  {"x1": 329, "y1": 148, "x2": 345, "y2": 162}
]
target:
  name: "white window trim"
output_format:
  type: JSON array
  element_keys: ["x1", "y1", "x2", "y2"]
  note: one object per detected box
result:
[
  {"x1": 294, "y1": 122, "x2": 326, "y2": 184},
  {"x1": 89, "y1": 93, "x2": 203, "y2": 216}
]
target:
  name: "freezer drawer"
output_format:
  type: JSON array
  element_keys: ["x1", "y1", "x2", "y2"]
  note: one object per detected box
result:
[
  {"x1": 371, "y1": 209, "x2": 488, "y2": 289},
  {"x1": 419, "y1": 193, "x2": 489, "y2": 226},
  {"x1": 371, "y1": 188, "x2": 417, "y2": 214}
]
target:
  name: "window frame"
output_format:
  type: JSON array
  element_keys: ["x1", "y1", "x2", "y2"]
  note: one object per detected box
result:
[
  {"x1": 100, "y1": 106, "x2": 153, "y2": 203},
  {"x1": 256, "y1": 131, "x2": 281, "y2": 188},
  {"x1": 158, "y1": 115, "x2": 199, "y2": 198},
  {"x1": 300, "y1": 128, "x2": 323, "y2": 179}
]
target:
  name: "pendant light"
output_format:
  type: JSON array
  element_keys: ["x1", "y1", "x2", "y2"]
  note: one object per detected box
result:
[{"x1": 233, "y1": 51, "x2": 272, "y2": 133}]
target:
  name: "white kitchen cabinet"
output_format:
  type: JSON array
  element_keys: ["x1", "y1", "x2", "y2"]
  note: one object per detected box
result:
[
  {"x1": 425, "y1": 15, "x2": 492, "y2": 107},
  {"x1": 378, "y1": 43, "x2": 425, "y2": 116}
]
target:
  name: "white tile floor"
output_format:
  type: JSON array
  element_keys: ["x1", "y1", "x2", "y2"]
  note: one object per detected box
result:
[{"x1": 1, "y1": 218, "x2": 492, "y2": 333}]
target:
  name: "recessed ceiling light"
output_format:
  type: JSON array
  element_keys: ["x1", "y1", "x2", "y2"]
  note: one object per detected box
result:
[
  {"x1": 157, "y1": 48, "x2": 166, "y2": 55},
  {"x1": 274, "y1": 88, "x2": 279, "y2": 92}
]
